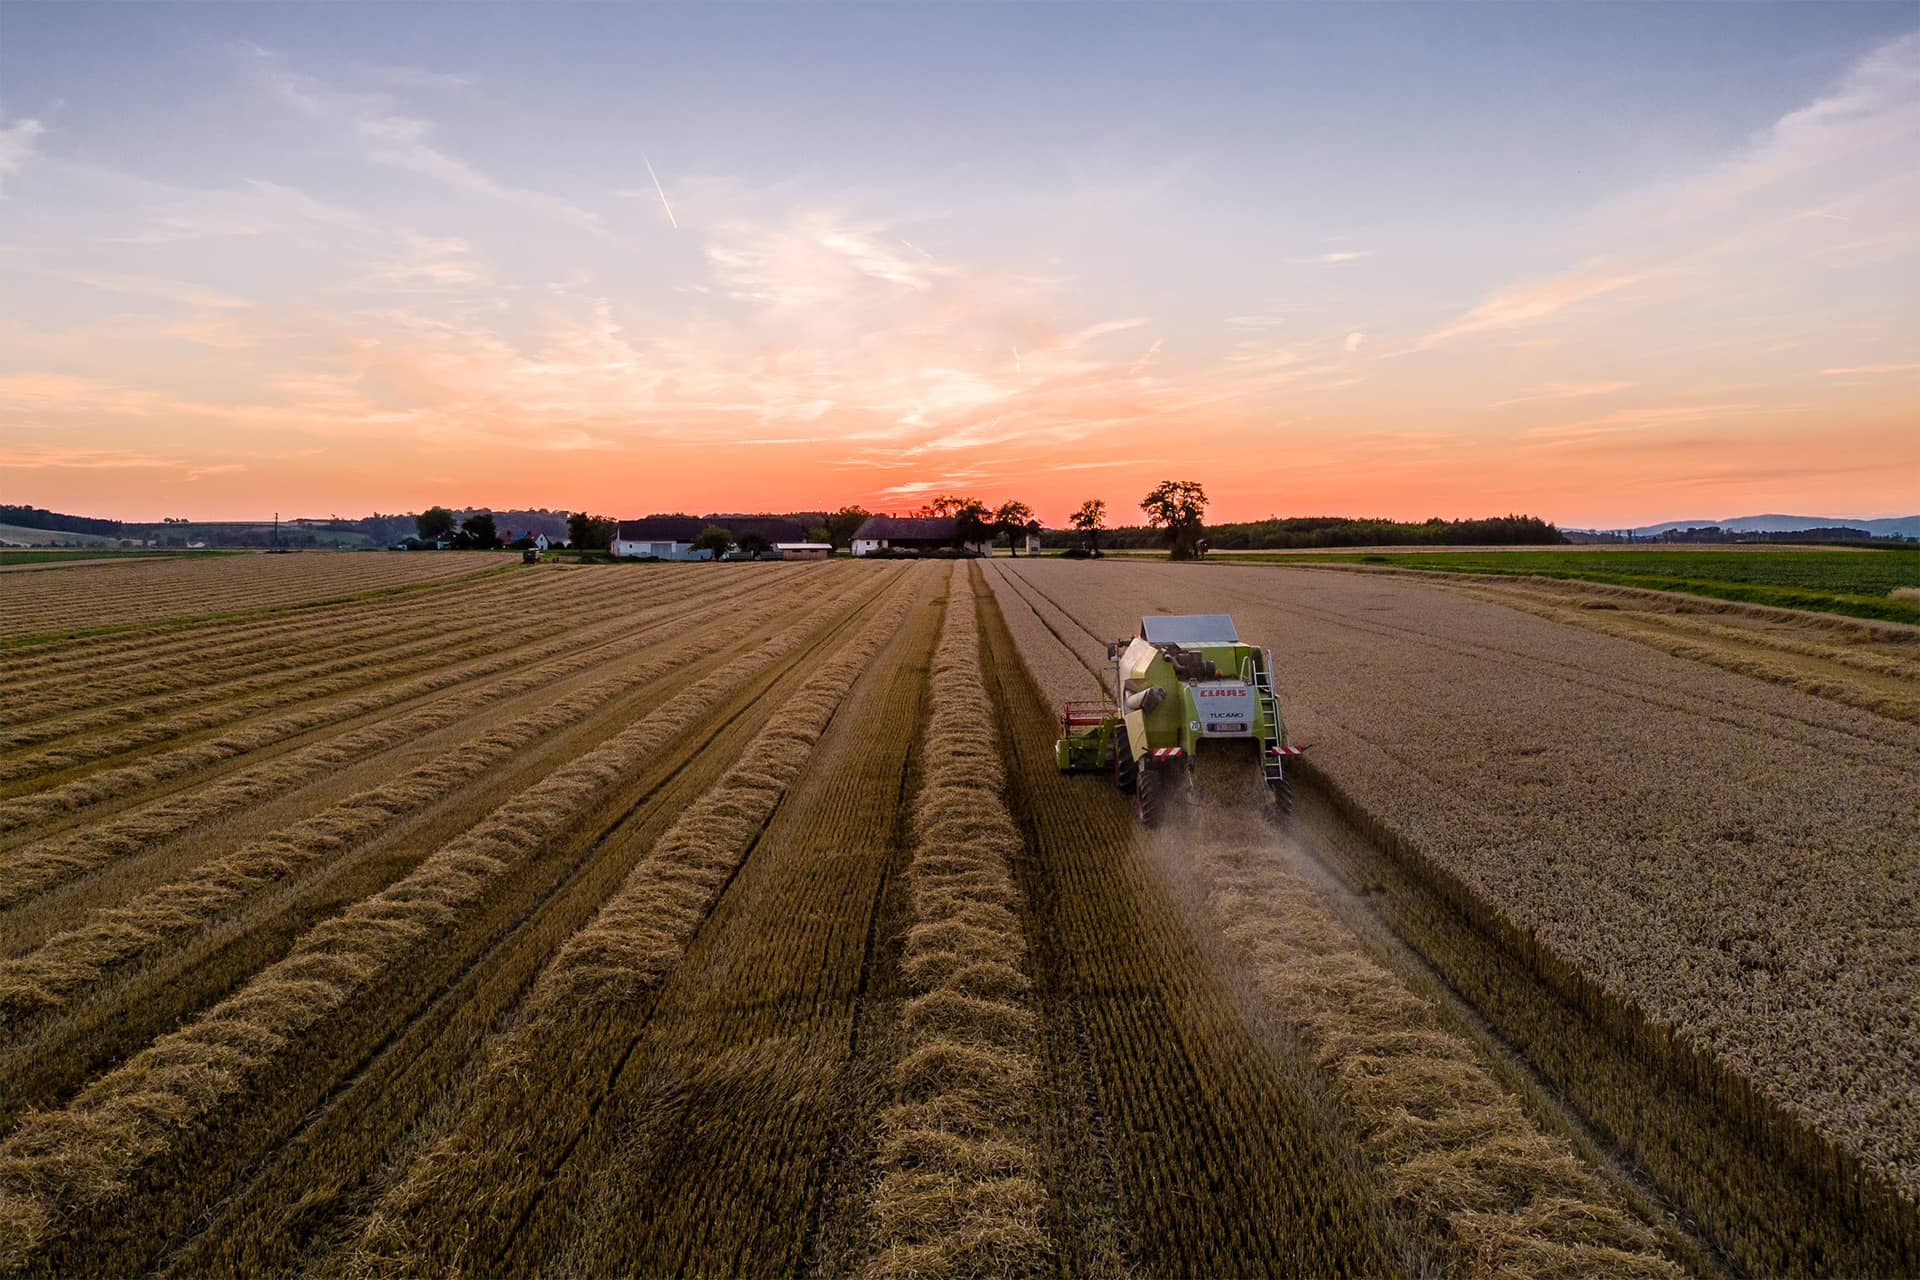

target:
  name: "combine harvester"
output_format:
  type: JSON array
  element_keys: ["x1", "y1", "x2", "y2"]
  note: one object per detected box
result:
[{"x1": 1056, "y1": 614, "x2": 1303, "y2": 826}]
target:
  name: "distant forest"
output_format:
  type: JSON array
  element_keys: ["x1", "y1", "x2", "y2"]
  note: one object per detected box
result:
[
  {"x1": 0, "y1": 505, "x2": 124, "y2": 537},
  {"x1": 1042, "y1": 514, "x2": 1566, "y2": 551}
]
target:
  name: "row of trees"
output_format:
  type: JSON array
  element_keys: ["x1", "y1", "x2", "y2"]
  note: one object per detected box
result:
[
  {"x1": 1054, "y1": 482, "x2": 1210, "y2": 559},
  {"x1": 908, "y1": 496, "x2": 1046, "y2": 555},
  {"x1": 414, "y1": 487, "x2": 1552, "y2": 561}
]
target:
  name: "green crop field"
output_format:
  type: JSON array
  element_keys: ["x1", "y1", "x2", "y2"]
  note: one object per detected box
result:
[
  {"x1": 1269, "y1": 547, "x2": 1920, "y2": 624},
  {"x1": 0, "y1": 523, "x2": 127, "y2": 549},
  {"x1": 0, "y1": 548, "x2": 220, "y2": 567}
]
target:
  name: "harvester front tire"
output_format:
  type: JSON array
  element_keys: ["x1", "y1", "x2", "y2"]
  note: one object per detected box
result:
[
  {"x1": 1137, "y1": 766, "x2": 1166, "y2": 827},
  {"x1": 1113, "y1": 726, "x2": 1138, "y2": 795}
]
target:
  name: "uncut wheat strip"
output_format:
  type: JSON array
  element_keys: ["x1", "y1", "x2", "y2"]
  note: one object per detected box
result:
[
  {"x1": 1190, "y1": 840, "x2": 1685, "y2": 1279},
  {"x1": 0, "y1": 576, "x2": 851, "y2": 1025},
  {"x1": 1007, "y1": 559, "x2": 1920, "y2": 1261},
  {"x1": 0, "y1": 567, "x2": 800, "y2": 839},
  {"x1": 1452, "y1": 578, "x2": 1920, "y2": 675},
  {"x1": 863, "y1": 563, "x2": 1050, "y2": 1280},
  {"x1": 0, "y1": 562, "x2": 727, "y2": 778},
  {"x1": 0, "y1": 574, "x2": 891, "y2": 1271},
  {"x1": 337, "y1": 569, "x2": 923, "y2": 1278},
  {"x1": 1294, "y1": 562, "x2": 1920, "y2": 646},
  {"x1": 0, "y1": 566, "x2": 827, "y2": 908},
  {"x1": 985, "y1": 566, "x2": 1683, "y2": 1276},
  {"x1": 0, "y1": 565, "x2": 650, "y2": 736},
  {"x1": 1427, "y1": 579, "x2": 1920, "y2": 725}
]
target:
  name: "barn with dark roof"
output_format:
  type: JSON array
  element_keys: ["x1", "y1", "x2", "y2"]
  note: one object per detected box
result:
[{"x1": 849, "y1": 515, "x2": 993, "y2": 557}]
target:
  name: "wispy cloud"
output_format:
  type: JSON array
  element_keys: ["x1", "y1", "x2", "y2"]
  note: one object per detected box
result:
[
  {"x1": 1822, "y1": 361, "x2": 1920, "y2": 376},
  {"x1": 1525, "y1": 403, "x2": 1755, "y2": 442},
  {"x1": 0, "y1": 443, "x2": 178, "y2": 470},
  {"x1": 1289, "y1": 250, "x2": 1374, "y2": 265},
  {"x1": 0, "y1": 115, "x2": 45, "y2": 195},
  {"x1": 1418, "y1": 262, "x2": 1645, "y2": 349},
  {"x1": 365, "y1": 235, "x2": 493, "y2": 290},
  {"x1": 1491, "y1": 381, "x2": 1633, "y2": 408},
  {"x1": 258, "y1": 56, "x2": 614, "y2": 242},
  {"x1": 369, "y1": 65, "x2": 474, "y2": 91},
  {"x1": 59, "y1": 269, "x2": 251, "y2": 310}
]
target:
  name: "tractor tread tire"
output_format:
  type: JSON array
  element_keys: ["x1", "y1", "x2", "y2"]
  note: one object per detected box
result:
[
  {"x1": 1113, "y1": 726, "x2": 1138, "y2": 795},
  {"x1": 1137, "y1": 765, "x2": 1166, "y2": 828}
]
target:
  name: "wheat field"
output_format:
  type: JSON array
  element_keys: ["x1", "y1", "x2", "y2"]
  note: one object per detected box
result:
[{"x1": 0, "y1": 550, "x2": 1907, "y2": 1275}]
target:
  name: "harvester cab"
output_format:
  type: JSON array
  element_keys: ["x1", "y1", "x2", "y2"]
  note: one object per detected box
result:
[{"x1": 1055, "y1": 613, "x2": 1302, "y2": 826}]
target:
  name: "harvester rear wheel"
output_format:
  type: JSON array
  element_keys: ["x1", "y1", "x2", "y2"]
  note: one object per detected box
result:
[
  {"x1": 1137, "y1": 765, "x2": 1167, "y2": 827},
  {"x1": 1113, "y1": 725, "x2": 1138, "y2": 795},
  {"x1": 1263, "y1": 775, "x2": 1294, "y2": 824}
]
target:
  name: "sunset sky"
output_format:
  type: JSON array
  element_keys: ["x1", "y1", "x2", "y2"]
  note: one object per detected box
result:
[{"x1": 1, "y1": 4, "x2": 1915, "y2": 527}]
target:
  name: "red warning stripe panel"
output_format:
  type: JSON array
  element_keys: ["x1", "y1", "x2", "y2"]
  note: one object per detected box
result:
[
  {"x1": 1151, "y1": 746, "x2": 1186, "y2": 759},
  {"x1": 1268, "y1": 746, "x2": 1305, "y2": 757}
]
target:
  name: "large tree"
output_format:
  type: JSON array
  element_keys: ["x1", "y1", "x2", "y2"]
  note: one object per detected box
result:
[
  {"x1": 458, "y1": 512, "x2": 500, "y2": 550},
  {"x1": 1140, "y1": 480, "x2": 1208, "y2": 560},
  {"x1": 993, "y1": 500, "x2": 1036, "y2": 556},
  {"x1": 692, "y1": 524, "x2": 733, "y2": 560},
  {"x1": 1070, "y1": 498, "x2": 1107, "y2": 555},
  {"x1": 567, "y1": 511, "x2": 616, "y2": 552},
  {"x1": 735, "y1": 530, "x2": 770, "y2": 560},
  {"x1": 951, "y1": 499, "x2": 993, "y2": 551},
  {"x1": 917, "y1": 495, "x2": 984, "y2": 519},
  {"x1": 415, "y1": 506, "x2": 456, "y2": 542},
  {"x1": 826, "y1": 505, "x2": 871, "y2": 548}
]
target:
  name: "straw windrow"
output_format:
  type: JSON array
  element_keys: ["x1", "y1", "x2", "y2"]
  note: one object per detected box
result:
[{"x1": 863, "y1": 562, "x2": 1050, "y2": 1280}]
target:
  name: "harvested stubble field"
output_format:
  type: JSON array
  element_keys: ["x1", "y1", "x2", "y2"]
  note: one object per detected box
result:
[
  {"x1": 988, "y1": 556, "x2": 1919, "y2": 1276},
  {"x1": 0, "y1": 549, "x2": 1902, "y2": 1278}
]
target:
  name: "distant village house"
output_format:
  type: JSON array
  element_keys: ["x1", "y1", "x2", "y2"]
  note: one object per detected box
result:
[{"x1": 611, "y1": 515, "x2": 808, "y2": 560}]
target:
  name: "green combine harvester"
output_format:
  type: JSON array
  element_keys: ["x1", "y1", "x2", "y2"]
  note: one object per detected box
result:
[{"x1": 1056, "y1": 614, "x2": 1302, "y2": 826}]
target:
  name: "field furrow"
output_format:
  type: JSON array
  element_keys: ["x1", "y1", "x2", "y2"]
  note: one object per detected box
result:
[
  {"x1": 0, "y1": 553, "x2": 497, "y2": 643},
  {"x1": 323, "y1": 566, "x2": 925, "y2": 1277},
  {"x1": 0, "y1": 565, "x2": 666, "y2": 743},
  {"x1": 0, "y1": 567, "x2": 822, "y2": 843},
  {"x1": 0, "y1": 571, "x2": 866, "y2": 1029}
]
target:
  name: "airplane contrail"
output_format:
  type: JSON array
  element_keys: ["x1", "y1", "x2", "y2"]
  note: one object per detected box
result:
[{"x1": 642, "y1": 154, "x2": 678, "y2": 230}]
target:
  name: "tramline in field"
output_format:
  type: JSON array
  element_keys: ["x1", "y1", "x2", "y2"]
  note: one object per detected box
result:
[{"x1": 1055, "y1": 612, "x2": 1303, "y2": 825}]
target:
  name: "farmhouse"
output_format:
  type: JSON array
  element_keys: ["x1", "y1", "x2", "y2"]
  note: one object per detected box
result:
[
  {"x1": 611, "y1": 515, "x2": 808, "y2": 560},
  {"x1": 850, "y1": 515, "x2": 993, "y2": 557}
]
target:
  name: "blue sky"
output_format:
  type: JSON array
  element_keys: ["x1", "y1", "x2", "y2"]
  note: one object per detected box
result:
[{"x1": 1, "y1": 3, "x2": 1915, "y2": 522}]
